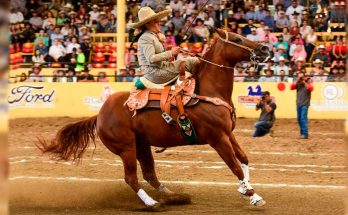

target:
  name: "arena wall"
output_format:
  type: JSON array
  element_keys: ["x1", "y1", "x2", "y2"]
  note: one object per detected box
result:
[{"x1": 8, "y1": 82, "x2": 348, "y2": 119}]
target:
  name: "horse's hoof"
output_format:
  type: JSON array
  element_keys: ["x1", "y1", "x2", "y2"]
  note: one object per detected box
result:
[
  {"x1": 160, "y1": 193, "x2": 191, "y2": 205},
  {"x1": 144, "y1": 202, "x2": 165, "y2": 212},
  {"x1": 250, "y1": 193, "x2": 266, "y2": 207}
]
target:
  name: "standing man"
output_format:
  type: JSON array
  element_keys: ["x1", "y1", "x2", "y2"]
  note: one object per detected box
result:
[
  {"x1": 290, "y1": 72, "x2": 314, "y2": 139},
  {"x1": 253, "y1": 91, "x2": 277, "y2": 137}
]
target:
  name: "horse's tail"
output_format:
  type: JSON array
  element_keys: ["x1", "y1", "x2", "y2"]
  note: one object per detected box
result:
[{"x1": 36, "y1": 115, "x2": 98, "y2": 162}]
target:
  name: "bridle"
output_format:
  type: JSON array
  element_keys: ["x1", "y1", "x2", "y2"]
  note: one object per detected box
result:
[{"x1": 185, "y1": 30, "x2": 266, "y2": 71}]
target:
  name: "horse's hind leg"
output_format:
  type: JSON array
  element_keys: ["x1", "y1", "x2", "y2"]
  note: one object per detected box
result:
[
  {"x1": 229, "y1": 133, "x2": 266, "y2": 206},
  {"x1": 136, "y1": 142, "x2": 173, "y2": 195},
  {"x1": 136, "y1": 142, "x2": 191, "y2": 205},
  {"x1": 119, "y1": 146, "x2": 161, "y2": 210},
  {"x1": 211, "y1": 135, "x2": 265, "y2": 207}
]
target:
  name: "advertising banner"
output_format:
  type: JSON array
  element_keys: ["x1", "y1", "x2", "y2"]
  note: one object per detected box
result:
[{"x1": 8, "y1": 82, "x2": 348, "y2": 119}]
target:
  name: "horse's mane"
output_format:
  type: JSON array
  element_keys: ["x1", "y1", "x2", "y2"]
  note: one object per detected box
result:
[{"x1": 192, "y1": 36, "x2": 218, "y2": 78}]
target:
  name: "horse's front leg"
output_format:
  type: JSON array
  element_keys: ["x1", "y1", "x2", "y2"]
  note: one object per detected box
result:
[{"x1": 210, "y1": 134, "x2": 266, "y2": 207}]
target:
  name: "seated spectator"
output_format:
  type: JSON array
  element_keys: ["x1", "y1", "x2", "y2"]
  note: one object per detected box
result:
[
  {"x1": 277, "y1": 70, "x2": 289, "y2": 82},
  {"x1": 203, "y1": 12, "x2": 215, "y2": 32},
  {"x1": 50, "y1": 26, "x2": 64, "y2": 43},
  {"x1": 66, "y1": 37, "x2": 81, "y2": 54},
  {"x1": 290, "y1": 57, "x2": 306, "y2": 76},
  {"x1": 29, "y1": 11, "x2": 43, "y2": 32},
  {"x1": 264, "y1": 10, "x2": 274, "y2": 30},
  {"x1": 312, "y1": 45, "x2": 329, "y2": 67},
  {"x1": 274, "y1": 35, "x2": 289, "y2": 51},
  {"x1": 29, "y1": 64, "x2": 44, "y2": 82},
  {"x1": 97, "y1": 71, "x2": 109, "y2": 82},
  {"x1": 35, "y1": 38, "x2": 49, "y2": 59},
  {"x1": 66, "y1": 68, "x2": 76, "y2": 82},
  {"x1": 80, "y1": 36, "x2": 92, "y2": 63},
  {"x1": 97, "y1": 12, "x2": 113, "y2": 33},
  {"x1": 117, "y1": 68, "x2": 132, "y2": 82},
  {"x1": 256, "y1": 4, "x2": 267, "y2": 22},
  {"x1": 291, "y1": 44, "x2": 307, "y2": 62},
  {"x1": 22, "y1": 23, "x2": 36, "y2": 43},
  {"x1": 10, "y1": 7, "x2": 24, "y2": 24},
  {"x1": 256, "y1": 21, "x2": 265, "y2": 36},
  {"x1": 300, "y1": 20, "x2": 312, "y2": 39},
  {"x1": 330, "y1": 37, "x2": 346, "y2": 65},
  {"x1": 192, "y1": 19, "x2": 210, "y2": 42},
  {"x1": 244, "y1": 67, "x2": 259, "y2": 82},
  {"x1": 310, "y1": 59, "x2": 328, "y2": 82},
  {"x1": 172, "y1": 10, "x2": 185, "y2": 33},
  {"x1": 330, "y1": 1, "x2": 345, "y2": 23},
  {"x1": 275, "y1": 57, "x2": 290, "y2": 76},
  {"x1": 261, "y1": 35, "x2": 273, "y2": 55},
  {"x1": 242, "y1": 19, "x2": 256, "y2": 36},
  {"x1": 259, "y1": 26, "x2": 277, "y2": 45},
  {"x1": 128, "y1": 68, "x2": 136, "y2": 82},
  {"x1": 57, "y1": 11, "x2": 70, "y2": 26},
  {"x1": 289, "y1": 21, "x2": 300, "y2": 37},
  {"x1": 164, "y1": 30, "x2": 176, "y2": 50},
  {"x1": 313, "y1": 13, "x2": 328, "y2": 32},
  {"x1": 246, "y1": 28, "x2": 259, "y2": 42},
  {"x1": 32, "y1": 49, "x2": 45, "y2": 65},
  {"x1": 78, "y1": 68, "x2": 95, "y2": 82},
  {"x1": 234, "y1": 63, "x2": 247, "y2": 82},
  {"x1": 261, "y1": 59, "x2": 276, "y2": 76},
  {"x1": 286, "y1": 0, "x2": 304, "y2": 21},
  {"x1": 48, "y1": 39, "x2": 69, "y2": 65},
  {"x1": 289, "y1": 11, "x2": 301, "y2": 26},
  {"x1": 61, "y1": 22, "x2": 71, "y2": 37},
  {"x1": 170, "y1": 0, "x2": 184, "y2": 15},
  {"x1": 18, "y1": 73, "x2": 27, "y2": 82},
  {"x1": 259, "y1": 69, "x2": 277, "y2": 82},
  {"x1": 57, "y1": 70, "x2": 66, "y2": 82},
  {"x1": 338, "y1": 66, "x2": 346, "y2": 82},
  {"x1": 245, "y1": 5, "x2": 257, "y2": 21},
  {"x1": 275, "y1": 11, "x2": 289, "y2": 32},
  {"x1": 327, "y1": 67, "x2": 340, "y2": 82},
  {"x1": 42, "y1": 11, "x2": 57, "y2": 30},
  {"x1": 35, "y1": 30, "x2": 49, "y2": 46},
  {"x1": 305, "y1": 29, "x2": 317, "y2": 61},
  {"x1": 282, "y1": 27, "x2": 292, "y2": 43},
  {"x1": 274, "y1": 3, "x2": 285, "y2": 22},
  {"x1": 233, "y1": 7, "x2": 246, "y2": 23},
  {"x1": 274, "y1": 45, "x2": 288, "y2": 63},
  {"x1": 75, "y1": 47, "x2": 85, "y2": 71},
  {"x1": 89, "y1": 5, "x2": 100, "y2": 25}
]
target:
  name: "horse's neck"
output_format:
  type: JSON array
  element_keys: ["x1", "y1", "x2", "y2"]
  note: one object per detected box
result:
[{"x1": 197, "y1": 42, "x2": 235, "y2": 102}]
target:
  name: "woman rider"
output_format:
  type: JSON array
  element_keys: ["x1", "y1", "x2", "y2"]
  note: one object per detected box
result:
[{"x1": 128, "y1": 7, "x2": 199, "y2": 85}]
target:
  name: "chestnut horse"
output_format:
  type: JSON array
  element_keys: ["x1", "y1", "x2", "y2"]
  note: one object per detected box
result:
[{"x1": 37, "y1": 29, "x2": 270, "y2": 210}]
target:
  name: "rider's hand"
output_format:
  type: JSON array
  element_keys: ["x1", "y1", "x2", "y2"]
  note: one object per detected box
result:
[{"x1": 171, "y1": 47, "x2": 181, "y2": 56}]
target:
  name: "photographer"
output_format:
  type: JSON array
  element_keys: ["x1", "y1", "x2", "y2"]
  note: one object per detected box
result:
[
  {"x1": 290, "y1": 72, "x2": 314, "y2": 139},
  {"x1": 253, "y1": 91, "x2": 277, "y2": 137}
]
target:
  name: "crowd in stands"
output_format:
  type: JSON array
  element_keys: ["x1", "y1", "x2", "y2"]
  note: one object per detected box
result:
[{"x1": 9, "y1": 0, "x2": 346, "y2": 83}]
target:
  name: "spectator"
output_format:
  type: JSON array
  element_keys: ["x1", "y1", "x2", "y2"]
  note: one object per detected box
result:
[
  {"x1": 97, "y1": 71, "x2": 109, "y2": 82},
  {"x1": 259, "y1": 26, "x2": 277, "y2": 45},
  {"x1": 253, "y1": 91, "x2": 276, "y2": 137},
  {"x1": 66, "y1": 37, "x2": 80, "y2": 54},
  {"x1": 50, "y1": 26, "x2": 64, "y2": 43},
  {"x1": 89, "y1": 5, "x2": 100, "y2": 25},
  {"x1": 22, "y1": 23, "x2": 36, "y2": 42},
  {"x1": 57, "y1": 11, "x2": 69, "y2": 26},
  {"x1": 29, "y1": 11, "x2": 43, "y2": 32},
  {"x1": 244, "y1": 67, "x2": 259, "y2": 82},
  {"x1": 275, "y1": 56, "x2": 290, "y2": 76},
  {"x1": 32, "y1": 49, "x2": 45, "y2": 65},
  {"x1": 289, "y1": 11, "x2": 301, "y2": 26},
  {"x1": 57, "y1": 70, "x2": 66, "y2": 82},
  {"x1": 80, "y1": 36, "x2": 92, "y2": 63},
  {"x1": 234, "y1": 63, "x2": 247, "y2": 82},
  {"x1": 172, "y1": 10, "x2": 185, "y2": 33},
  {"x1": 274, "y1": 3, "x2": 285, "y2": 22},
  {"x1": 75, "y1": 47, "x2": 85, "y2": 71},
  {"x1": 10, "y1": 7, "x2": 24, "y2": 24},
  {"x1": 275, "y1": 11, "x2": 289, "y2": 32},
  {"x1": 96, "y1": 12, "x2": 113, "y2": 33},
  {"x1": 330, "y1": 1, "x2": 345, "y2": 23},
  {"x1": 246, "y1": 28, "x2": 259, "y2": 42},
  {"x1": 242, "y1": 19, "x2": 256, "y2": 35},
  {"x1": 286, "y1": 0, "x2": 304, "y2": 21},
  {"x1": 117, "y1": 68, "x2": 132, "y2": 82},
  {"x1": 291, "y1": 44, "x2": 307, "y2": 62},
  {"x1": 274, "y1": 45, "x2": 288, "y2": 62},
  {"x1": 327, "y1": 67, "x2": 340, "y2": 82},
  {"x1": 338, "y1": 66, "x2": 346, "y2": 82},
  {"x1": 282, "y1": 27, "x2": 292, "y2": 43},
  {"x1": 264, "y1": 10, "x2": 274, "y2": 30},
  {"x1": 259, "y1": 69, "x2": 277, "y2": 82},
  {"x1": 289, "y1": 21, "x2": 300, "y2": 37},
  {"x1": 278, "y1": 70, "x2": 289, "y2": 82},
  {"x1": 233, "y1": 7, "x2": 246, "y2": 23},
  {"x1": 35, "y1": 30, "x2": 49, "y2": 46},
  {"x1": 18, "y1": 73, "x2": 27, "y2": 82},
  {"x1": 66, "y1": 68, "x2": 76, "y2": 82},
  {"x1": 203, "y1": 12, "x2": 215, "y2": 32},
  {"x1": 170, "y1": 0, "x2": 184, "y2": 15},
  {"x1": 185, "y1": 0, "x2": 196, "y2": 16},
  {"x1": 274, "y1": 35, "x2": 289, "y2": 51},
  {"x1": 35, "y1": 38, "x2": 49, "y2": 59},
  {"x1": 192, "y1": 19, "x2": 210, "y2": 42},
  {"x1": 245, "y1": 5, "x2": 257, "y2": 21},
  {"x1": 290, "y1": 72, "x2": 313, "y2": 139},
  {"x1": 312, "y1": 45, "x2": 329, "y2": 67},
  {"x1": 256, "y1": 21, "x2": 265, "y2": 36},
  {"x1": 330, "y1": 37, "x2": 346, "y2": 65},
  {"x1": 291, "y1": 57, "x2": 306, "y2": 77},
  {"x1": 299, "y1": 20, "x2": 312, "y2": 39},
  {"x1": 42, "y1": 11, "x2": 56, "y2": 30},
  {"x1": 255, "y1": 4, "x2": 267, "y2": 22},
  {"x1": 310, "y1": 59, "x2": 328, "y2": 82},
  {"x1": 78, "y1": 68, "x2": 95, "y2": 82},
  {"x1": 61, "y1": 22, "x2": 71, "y2": 37},
  {"x1": 29, "y1": 64, "x2": 44, "y2": 82},
  {"x1": 48, "y1": 39, "x2": 68, "y2": 65},
  {"x1": 305, "y1": 29, "x2": 317, "y2": 61}
]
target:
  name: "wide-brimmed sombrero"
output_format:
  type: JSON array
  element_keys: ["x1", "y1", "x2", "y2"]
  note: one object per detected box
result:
[{"x1": 128, "y1": 7, "x2": 171, "y2": 29}]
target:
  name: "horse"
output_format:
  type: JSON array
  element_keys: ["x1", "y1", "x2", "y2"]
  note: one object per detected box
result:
[{"x1": 36, "y1": 29, "x2": 270, "y2": 211}]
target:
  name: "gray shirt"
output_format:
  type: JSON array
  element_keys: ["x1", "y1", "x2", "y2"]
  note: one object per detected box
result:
[{"x1": 257, "y1": 101, "x2": 276, "y2": 124}]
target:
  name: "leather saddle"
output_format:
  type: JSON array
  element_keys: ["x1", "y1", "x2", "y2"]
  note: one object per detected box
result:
[{"x1": 125, "y1": 77, "x2": 199, "y2": 118}]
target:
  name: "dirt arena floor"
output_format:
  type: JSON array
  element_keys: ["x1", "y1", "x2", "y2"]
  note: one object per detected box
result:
[{"x1": 8, "y1": 117, "x2": 347, "y2": 215}]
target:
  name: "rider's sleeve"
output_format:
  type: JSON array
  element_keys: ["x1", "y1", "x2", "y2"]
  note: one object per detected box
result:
[{"x1": 139, "y1": 35, "x2": 172, "y2": 64}]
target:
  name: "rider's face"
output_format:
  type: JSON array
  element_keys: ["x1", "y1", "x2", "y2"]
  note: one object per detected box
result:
[{"x1": 146, "y1": 20, "x2": 161, "y2": 33}]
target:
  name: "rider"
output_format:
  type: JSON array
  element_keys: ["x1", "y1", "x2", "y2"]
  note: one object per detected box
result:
[{"x1": 128, "y1": 7, "x2": 199, "y2": 86}]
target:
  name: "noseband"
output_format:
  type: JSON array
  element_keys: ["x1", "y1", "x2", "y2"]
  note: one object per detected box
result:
[{"x1": 199, "y1": 30, "x2": 263, "y2": 70}]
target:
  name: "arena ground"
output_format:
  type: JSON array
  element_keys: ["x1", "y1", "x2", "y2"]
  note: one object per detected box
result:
[{"x1": 8, "y1": 117, "x2": 347, "y2": 215}]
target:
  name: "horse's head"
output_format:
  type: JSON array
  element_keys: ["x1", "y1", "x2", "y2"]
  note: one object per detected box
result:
[{"x1": 215, "y1": 28, "x2": 270, "y2": 64}]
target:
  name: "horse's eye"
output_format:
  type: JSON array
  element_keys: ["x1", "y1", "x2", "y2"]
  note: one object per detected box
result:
[{"x1": 232, "y1": 38, "x2": 242, "y2": 44}]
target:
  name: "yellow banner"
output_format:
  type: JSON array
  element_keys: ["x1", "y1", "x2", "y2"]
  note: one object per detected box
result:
[{"x1": 8, "y1": 82, "x2": 348, "y2": 119}]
